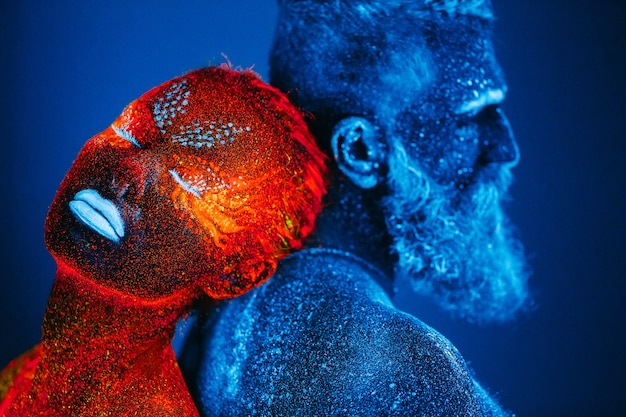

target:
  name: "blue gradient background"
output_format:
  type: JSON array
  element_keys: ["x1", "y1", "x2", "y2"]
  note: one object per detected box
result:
[{"x1": 1, "y1": 1, "x2": 625, "y2": 415}]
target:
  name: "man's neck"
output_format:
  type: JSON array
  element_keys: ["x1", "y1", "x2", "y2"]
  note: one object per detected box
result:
[{"x1": 305, "y1": 172, "x2": 395, "y2": 294}]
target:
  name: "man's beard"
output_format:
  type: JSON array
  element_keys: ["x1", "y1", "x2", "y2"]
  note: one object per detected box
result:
[{"x1": 383, "y1": 144, "x2": 530, "y2": 323}]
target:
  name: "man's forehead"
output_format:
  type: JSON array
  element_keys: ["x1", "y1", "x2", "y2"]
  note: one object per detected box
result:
[
  {"x1": 393, "y1": 15, "x2": 505, "y2": 117},
  {"x1": 378, "y1": 16, "x2": 506, "y2": 118},
  {"x1": 353, "y1": 6, "x2": 499, "y2": 114},
  {"x1": 281, "y1": 0, "x2": 494, "y2": 20},
  {"x1": 420, "y1": 0, "x2": 494, "y2": 19}
]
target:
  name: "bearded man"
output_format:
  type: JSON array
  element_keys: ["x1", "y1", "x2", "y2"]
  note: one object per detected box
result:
[{"x1": 185, "y1": 0, "x2": 530, "y2": 415}]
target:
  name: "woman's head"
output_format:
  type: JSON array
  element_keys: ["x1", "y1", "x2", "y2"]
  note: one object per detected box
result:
[{"x1": 45, "y1": 66, "x2": 327, "y2": 300}]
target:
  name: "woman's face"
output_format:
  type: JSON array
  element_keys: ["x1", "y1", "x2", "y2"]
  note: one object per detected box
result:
[
  {"x1": 44, "y1": 114, "x2": 219, "y2": 299},
  {"x1": 44, "y1": 69, "x2": 321, "y2": 300}
]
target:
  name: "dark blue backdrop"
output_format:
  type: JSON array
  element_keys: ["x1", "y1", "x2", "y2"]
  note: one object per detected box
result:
[{"x1": 1, "y1": 1, "x2": 625, "y2": 416}]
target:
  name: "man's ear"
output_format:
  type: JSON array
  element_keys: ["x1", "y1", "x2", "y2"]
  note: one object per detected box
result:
[{"x1": 331, "y1": 117, "x2": 386, "y2": 189}]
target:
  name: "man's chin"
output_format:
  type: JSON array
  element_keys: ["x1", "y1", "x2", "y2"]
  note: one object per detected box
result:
[
  {"x1": 392, "y1": 203, "x2": 531, "y2": 323},
  {"x1": 383, "y1": 146, "x2": 530, "y2": 322}
]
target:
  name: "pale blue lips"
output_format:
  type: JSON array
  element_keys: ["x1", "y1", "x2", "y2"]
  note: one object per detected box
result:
[{"x1": 69, "y1": 189, "x2": 125, "y2": 243}]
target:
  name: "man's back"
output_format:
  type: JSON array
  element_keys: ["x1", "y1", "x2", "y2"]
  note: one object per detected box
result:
[{"x1": 191, "y1": 249, "x2": 508, "y2": 416}]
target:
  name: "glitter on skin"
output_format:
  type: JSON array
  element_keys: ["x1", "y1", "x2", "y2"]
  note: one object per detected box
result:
[{"x1": 0, "y1": 66, "x2": 327, "y2": 416}]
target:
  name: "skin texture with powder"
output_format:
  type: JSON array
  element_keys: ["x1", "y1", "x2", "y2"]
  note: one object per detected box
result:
[
  {"x1": 187, "y1": 1, "x2": 529, "y2": 415},
  {"x1": 0, "y1": 66, "x2": 326, "y2": 416}
]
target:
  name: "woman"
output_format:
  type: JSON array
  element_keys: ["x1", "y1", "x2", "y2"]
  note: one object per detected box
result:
[{"x1": 0, "y1": 66, "x2": 326, "y2": 416}]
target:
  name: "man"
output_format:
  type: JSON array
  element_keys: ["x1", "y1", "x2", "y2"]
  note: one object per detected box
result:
[{"x1": 186, "y1": 1, "x2": 530, "y2": 415}]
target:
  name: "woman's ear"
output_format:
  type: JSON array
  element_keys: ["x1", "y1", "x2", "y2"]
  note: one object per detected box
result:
[{"x1": 331, "y1": 117, "x2": 386, "y2": 189}]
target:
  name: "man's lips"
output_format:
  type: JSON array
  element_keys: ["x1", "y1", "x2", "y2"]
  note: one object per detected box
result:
[{"x1": 69, "y1": 189, "x2": 125, "y2": 243}]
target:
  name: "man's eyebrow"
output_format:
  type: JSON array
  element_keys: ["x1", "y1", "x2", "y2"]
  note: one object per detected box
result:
[{"x1": 456, "y1": 88, "x2": 506, "y2": 115}]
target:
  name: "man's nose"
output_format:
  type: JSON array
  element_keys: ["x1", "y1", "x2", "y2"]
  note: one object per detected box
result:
[{"x1": 477, "y1": 106, "x2": 520, "y2": 167}]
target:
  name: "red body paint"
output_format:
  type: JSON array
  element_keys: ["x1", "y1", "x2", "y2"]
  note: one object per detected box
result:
[{"x1": 0, "y1": 67, "x2": 326, "y2": 416}]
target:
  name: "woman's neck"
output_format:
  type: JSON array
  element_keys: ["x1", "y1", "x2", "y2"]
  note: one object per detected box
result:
[
  {"x1": 42, "y1": 264, "x2": 188, "y2": 356},
  {"x1": 23, "y1": 263, "x2": 198, "y2": 415}
]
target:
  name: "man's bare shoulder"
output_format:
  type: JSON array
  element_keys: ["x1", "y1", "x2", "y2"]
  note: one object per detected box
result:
[{"x1": 195, "y1": 252, "x2": 508, "y2": 416}]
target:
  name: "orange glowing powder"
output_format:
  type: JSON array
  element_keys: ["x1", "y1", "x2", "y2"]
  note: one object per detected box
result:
[
  {"x1": 117, "y1": 66, "x2": 328, "y2": 298},
  {"x1": 0, "y1": 66, "x2": 327, "y2": 416}
]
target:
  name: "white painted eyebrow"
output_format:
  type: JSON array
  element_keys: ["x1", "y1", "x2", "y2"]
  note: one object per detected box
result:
[
  {"x1": 168, "y1": 169, "x2": 202, "y2": 198},
  {"x1": 456, "y1": 89, "x2": 505, "y2": 115},
  {"x1": 112, "y1": 125, "x2": 141, "y2": 148}
]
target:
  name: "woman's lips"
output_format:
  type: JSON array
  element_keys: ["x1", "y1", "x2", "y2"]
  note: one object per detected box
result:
[{"x1": 69, "y1": 189, "x2": 125, "y2": 243}]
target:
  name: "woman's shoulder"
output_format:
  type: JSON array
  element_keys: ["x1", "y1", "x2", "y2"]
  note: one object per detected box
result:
[{"x1": 0, "y1": 344, "x2": 41, "y2": 410}]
